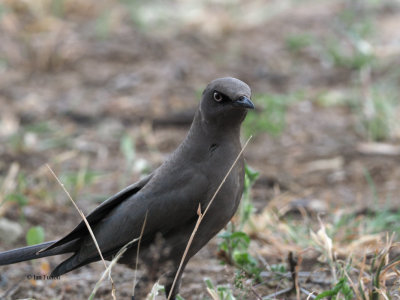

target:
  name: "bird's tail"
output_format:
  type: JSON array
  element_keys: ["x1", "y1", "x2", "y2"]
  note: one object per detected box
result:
[{"x1": 0, "y1": 240, "x2": 75, "y2": 265}]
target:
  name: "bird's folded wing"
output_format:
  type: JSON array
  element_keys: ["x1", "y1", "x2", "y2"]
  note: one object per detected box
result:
[
  {"x1": 39, "y1": 173, "x2": 154, "y2": 253},
  {"x1": 69, "y1": 168, "x2": 210, "y2": 264}
]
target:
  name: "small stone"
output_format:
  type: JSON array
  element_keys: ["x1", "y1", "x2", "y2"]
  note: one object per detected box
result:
[{"x1": 0, "y1": 218, "x2": 23, "y2": 244}]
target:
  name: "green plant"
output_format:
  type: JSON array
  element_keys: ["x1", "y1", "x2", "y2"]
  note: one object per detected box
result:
[
  {"x1": 325, "y1": 38, "x2": 374, "y2": 70},
  {"x1": 269, "y1": 263, "x2": 287, "y2": 274},
  {"x1": 243, "y1": 92, "x2": 302, "y2": 137},
  {"x1": 7, "y1": 121, "x2": 72, "y2": 152},
  {"x1": 238, "y1": 165, "x2": 259, "y2": 230},
  {"x1": 327, "y1": 85, "x2": 399, "y2": 142},
  {"x1": 61, "y1": 169, "x2": 102, "y2": 199},
  {"x1": 204, "y1": 278, "x2": 236, "y2": 300},
  {"x1": 119, "y1": 133, "x2": 137, "y2": 186},
  {"x1": 120, "y1": 0, "x2": 171, "y2": 31},
  {"x1": 1, "y1": 172, "x2": 29, "y2": 220},
  {"x1": 0, "y1": 3, "x2": 9, "y2": 20},
  {"x1": 315, "y1": 277, "x2": 354, "y2": 300},
  {"x1": 218, "y1": 230, "x2": 260, "y2": 279},
  {"x1": 363, "y1": 167, "x2": 378, "y2": 204},
  {"x1": 120, "y1": 134, "x2": 136, "y2": 167},
  {"x1": 95, "y1": 10, "x2": 112, "y2": 39},
  {"x1": 5, "y1": 193, "x2": 28, "y2": 208},
  {"x1": 217, "y1": 165, "x2": 260, "y2": 283},
  {"x1": 332, "y1": 208, "x2": 400, "y2": 239},
  {"x1": 51, "y1": 0, "x2": 65, "y2": 17},
  {"x1": 285, "y1": 34, "x2": 313, "y2": 53},
  {"x1": 322, "y1": 2, "x2": 375, "y2": 71},
  {"x1": 218, "y1": 164, "x2": 260, "y2": 279},
  {"x1": 26, "y1": 226, "x2": 45, "y2": 246},
  {"x1": 359, "y1": 88, "x2": 398, "y2": 141}
]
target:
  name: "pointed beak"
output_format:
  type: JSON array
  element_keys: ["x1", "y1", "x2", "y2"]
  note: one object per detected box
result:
[{"x1": 233, "y1": 96, "x2": 255, "y2": 109}]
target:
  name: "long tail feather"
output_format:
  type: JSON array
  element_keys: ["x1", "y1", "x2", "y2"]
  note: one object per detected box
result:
[{"x1": 0, "y1": 240, "x2": 76, "y2": 265}]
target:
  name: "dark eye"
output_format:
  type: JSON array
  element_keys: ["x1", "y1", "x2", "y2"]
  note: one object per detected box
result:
[{"x1": 213, "y1": 92, "x2": 223, "y2": 102}]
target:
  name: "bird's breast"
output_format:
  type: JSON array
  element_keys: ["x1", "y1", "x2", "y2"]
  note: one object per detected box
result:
[{"x1": 202, "y1": 146, "x2": 244, "y2": 218}]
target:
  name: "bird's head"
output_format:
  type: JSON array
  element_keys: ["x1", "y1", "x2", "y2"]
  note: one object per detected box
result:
[{"x1": 200, "y1": 77, "x2": 254, "y2": 126}]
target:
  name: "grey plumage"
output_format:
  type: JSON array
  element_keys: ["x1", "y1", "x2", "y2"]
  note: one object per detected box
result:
[{"x1": 0, "y1": 77, "x2": 254, "y2": 299}]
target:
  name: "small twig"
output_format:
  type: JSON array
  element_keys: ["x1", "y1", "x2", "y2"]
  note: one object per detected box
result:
[
  {"x1": 302, "y1": 288, "x2": 316, "y2": 299},
  {"x1": 262, "y1": 287, "x2": 292, "y2": 299},
  {"x1": 167, "y1": 136, "x2": 252, "y2": 300},
  {"x1": 46, "y1": 164, "x2": 116, "y2": 299},
  {"x1": 259, "y1": 271, "x2": 333, "y2": 286},
  {"x1": 296, "y1": 255, "x2": 304, "y2": 296},
  {"x1": 382, "y1": 258, "x2": 400, "y2": 277},
  {"x1": 289, "y1": 252, "x2": 301, "y2": 300},
  {"x1": 132, "y1": 211, "x2": 148, "y2": 298},
  {"x1": 250, "y1": 285, "x2": 263, "y2": 300},
  {"x1": 357, "y1": 143, "x2": 400, "y2": 156}
]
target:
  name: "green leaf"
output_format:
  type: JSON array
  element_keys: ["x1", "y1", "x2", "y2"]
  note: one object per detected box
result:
[
  {"x1": 204, "y1": 277, "x2": 215, "y2": 290},
  {"x1": 120, "y1": 134, "x2": 135, "y2": 165},
  {"x1": 26, "y1": 226, "x2": 45, "y2": 246},
  {"x1": 5, "y1": 193, "x2": 28, "y2": 207},
  {"x1": 315, "y1": 277, "x2": 353, "y2": 300},
  {"x1": 244, "y1": 164, "x2": 259, "y2": 183},
  {"x1": 233, "y1": 252, "x2": 258, "y2": 267},
  {"x1": 230, "y1": 231, "x2": 251, "y2": 246},
  {"x1": 270, "y1": 263, "x2": 287, "y2": 273}
]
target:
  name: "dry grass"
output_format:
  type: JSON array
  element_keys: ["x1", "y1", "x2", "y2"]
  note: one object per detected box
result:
[{"x1": 46, "y1": 164, "x2": 117, "y2": 299}]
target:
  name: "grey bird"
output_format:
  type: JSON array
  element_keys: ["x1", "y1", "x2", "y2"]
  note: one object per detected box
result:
[{"x1": 0, "y1": 77, "x2": 254, "y2": 299}]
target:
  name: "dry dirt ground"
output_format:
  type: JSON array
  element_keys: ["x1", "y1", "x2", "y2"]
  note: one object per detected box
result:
[{"x1": 0, "y1": 0, "x2": 399, "y2": 299}]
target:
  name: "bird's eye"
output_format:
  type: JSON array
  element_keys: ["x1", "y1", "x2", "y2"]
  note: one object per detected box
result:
[{"x1": 213, "y1": 92, "x2": 223, "y2": 102}]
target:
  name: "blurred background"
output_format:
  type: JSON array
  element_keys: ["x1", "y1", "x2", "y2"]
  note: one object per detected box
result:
[{"x1": 0, "y1": 0, "x2": 399, "y2": 299}]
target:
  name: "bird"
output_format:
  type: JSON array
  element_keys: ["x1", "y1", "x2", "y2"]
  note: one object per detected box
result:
[{"x1": 0, "y1": 77, "x2": 254, "y2": 299}]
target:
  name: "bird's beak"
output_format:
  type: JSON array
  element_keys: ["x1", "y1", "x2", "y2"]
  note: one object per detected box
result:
[{"x1": 233, "y1": 96, "x2": 255, "y2": 109}]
